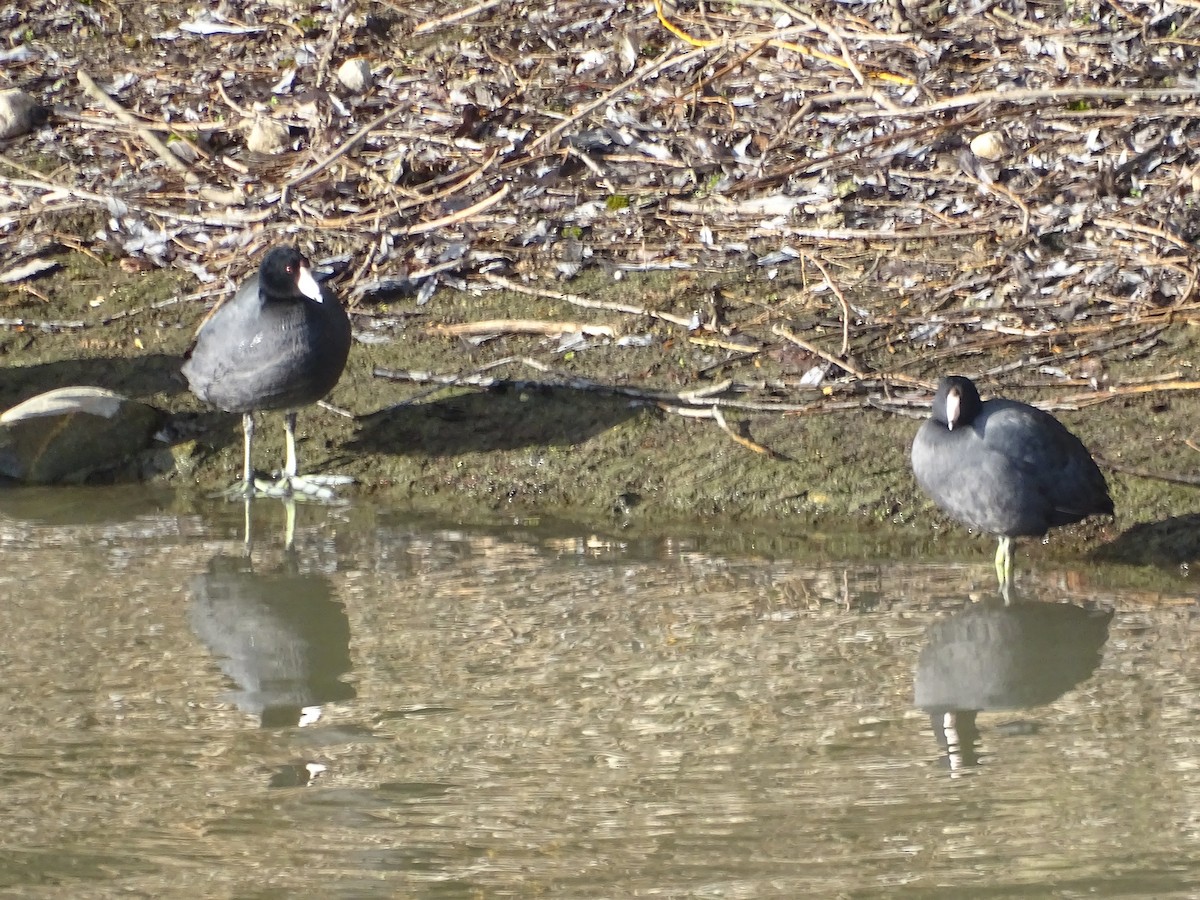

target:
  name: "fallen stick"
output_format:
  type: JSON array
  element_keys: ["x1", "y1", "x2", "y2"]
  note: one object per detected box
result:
[
  {"x1": 282, "y1": 104, "x2": 405, "y2": 193},
  {"x1": 528, "y1": 46, "x2": 709, "y2": 154},
  {"x1": 772, "y1": 324, "x2": 930, "y2": 388},
  {"x1": 403, "y1": 184, "x2": 511, "y2": 236},
  {"x1": 1053, "y1": 380, "x2": 1200, "y2": 409},
  {"x1": 413, "y1": 0, "x2": 509, "y2": 34},
  {"x1": 2, "y1": 173, "x2": 270, "y2": 226},
  {"x1": 854, "y1": 85, "x2": 1200, "y2": 119},
  {"x1": 798, "y1": 251, "x2": 852, "y2": 356},
  {"x1": 1096, "y1": 458, "x2": 1200, "y2": 486},
  {"x1": 772, "y1": 323, "x2": 866, "y2": 378},
  {"x1": 373, "y1": 360, "x2": 814, "y2": 411},
  {"x1": 706, "y1": 405, "x2": 785, "y2": 458},
  {"x1": 480, "y1": 273, "x2": 695, "y2": 328},
  {"x1": 0, "y1": 316, "x2": 87, "y2": 329},
  {"x1": 428, "y1": 319, "x2": 617, "y2": 338}
]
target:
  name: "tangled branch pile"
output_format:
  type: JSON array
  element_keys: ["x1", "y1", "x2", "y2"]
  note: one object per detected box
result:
[{"x1": 3, "y1": 0, "x2": 1200, "y2": 381}]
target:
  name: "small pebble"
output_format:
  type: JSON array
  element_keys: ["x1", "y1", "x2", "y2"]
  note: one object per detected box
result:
[{"x1": 969, "y1": 131, "x2": 1005, "y2": 162}]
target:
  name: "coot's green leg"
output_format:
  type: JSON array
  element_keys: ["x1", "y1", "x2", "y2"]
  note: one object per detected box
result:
[
  {"x1": 256, "y1": 411, "x2": 353, "y2": 502},
  {"x1": 215, "y1": 413, "x2": 260, "y2": 500},
  {"x1": 994, "y1": 535, "x2": 1013, "y2": 598}
]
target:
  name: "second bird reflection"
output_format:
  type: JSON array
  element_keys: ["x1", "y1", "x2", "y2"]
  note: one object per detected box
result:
[
  {"x1": 187, "y1": 501, "x2": 356, "y2": 728},
  {"x1": 914, "y1": 598, "x2": 1113, "y2": 770}
]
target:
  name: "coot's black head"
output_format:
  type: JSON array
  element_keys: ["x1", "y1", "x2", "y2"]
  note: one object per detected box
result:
[
  {"x1": 932, "y1": 375, "x2": 982, "y2": 431},
  {"x1": 259, "y1": 246, "x2": 322, "y2": 303}
]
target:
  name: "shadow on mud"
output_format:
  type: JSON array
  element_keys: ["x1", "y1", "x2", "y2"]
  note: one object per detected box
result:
[
  {"x1": 1094, "y1": 512, "x2": 1200, "y2": 567},
  {"x1": 0, "y1": 353, "x2": 185, "y2": 409},
  {"x1": 349, "y1": 384, "x2": 642, "y2": 456}
]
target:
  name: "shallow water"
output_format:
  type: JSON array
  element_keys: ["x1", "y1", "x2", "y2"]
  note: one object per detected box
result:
[{"x1": 0, "y1": 487, "x2": 1197, "y2": 898}]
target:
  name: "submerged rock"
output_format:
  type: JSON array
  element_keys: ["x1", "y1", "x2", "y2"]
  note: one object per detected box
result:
[{"x1": 0, "y1": 386, "x2": 164, "y2": 484}]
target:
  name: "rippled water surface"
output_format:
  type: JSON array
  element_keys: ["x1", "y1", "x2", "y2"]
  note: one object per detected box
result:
[{"x1": 1, "y1": 486, "x2": 1198, "y2": 898}]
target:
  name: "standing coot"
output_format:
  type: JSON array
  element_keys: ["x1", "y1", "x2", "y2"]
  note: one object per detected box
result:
[
  {"x1": 182, "y1": 246, "x2": 352, "y2": 500},
  {"x1": 910, "y1": 375, "x2": 1113, "y2": 590}
]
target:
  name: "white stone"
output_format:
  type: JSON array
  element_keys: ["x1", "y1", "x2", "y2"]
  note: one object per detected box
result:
[
  {"x1": 337, "y1": 58, "x2": 373, "y2": 94},
  {"x1": 969, "y1": 131, "x2": 1005, "y2": 162},
  {"x1": 245, "y1": 116, "x2": 291, "y2": 154}
]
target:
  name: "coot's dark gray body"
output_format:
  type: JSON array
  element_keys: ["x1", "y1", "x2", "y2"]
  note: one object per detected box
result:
[
  {"x1": 184, "y1": 247, "x2": 349, "y2": 414},
  {"x1": 183, "y1": 246, "x2": 351, "y2": 498},
  {"x1": 911, "y1": 375, "x2": 1112, "y2": 587}
]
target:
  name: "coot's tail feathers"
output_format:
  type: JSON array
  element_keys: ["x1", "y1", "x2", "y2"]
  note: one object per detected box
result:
[{"x1": 1048, "y1": 479, "x2": 1114, "y2": 528}]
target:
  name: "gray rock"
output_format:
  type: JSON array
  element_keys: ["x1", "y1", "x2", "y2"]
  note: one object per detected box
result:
[
  {"x1": 0, "y1": 386, "x2": 164, "y2": 483},
  {"x1": 0, "y1": 89, "x2": 47, "y2": 140}
]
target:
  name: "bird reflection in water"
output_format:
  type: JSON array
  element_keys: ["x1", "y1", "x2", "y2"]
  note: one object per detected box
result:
[
  {"x1": 187, "y1": 500, "x2": 355, "y2": 728},
  {"x1": 914, "y1": 598, "x2": 1112, "y2": 773}
]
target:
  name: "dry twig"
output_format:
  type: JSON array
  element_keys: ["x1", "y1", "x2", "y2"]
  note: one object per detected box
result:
[
  {"x1": 77, "y1": 71, "x2": 197, "y2": 183},
  {"x1": 427, "y1": 319, "x2": 617, "y2": 338},
  {"x1": 480, "y1": 273, "x2": 696, "y2": 328}
]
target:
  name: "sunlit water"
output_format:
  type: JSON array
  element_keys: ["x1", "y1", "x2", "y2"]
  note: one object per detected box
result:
[{"x1": 0, "y1": 487, "x2": 1198, "y2": 898}]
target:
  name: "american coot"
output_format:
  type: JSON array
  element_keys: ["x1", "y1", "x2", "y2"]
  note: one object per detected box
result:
[
  {"x1": 910, "y1": 375, "x2": 1113, "y2": 590},
  {"x1": 182, "y1": 246, "x2": 352, "y2": 500}
]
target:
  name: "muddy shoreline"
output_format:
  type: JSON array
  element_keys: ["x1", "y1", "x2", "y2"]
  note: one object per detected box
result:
[
  {"x1": 4, "y1": 256, "x2": 1200, "y2": 579},
  {"x1": 5, "y1": 1, "x2": 1200, "y2": 579}
]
